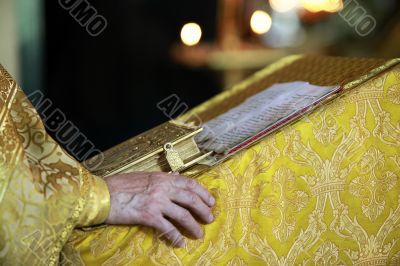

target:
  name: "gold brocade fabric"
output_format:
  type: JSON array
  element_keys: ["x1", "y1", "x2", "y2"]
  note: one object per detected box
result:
[
  {"x1": 66, "y1": 59, "x2": 400, "y2": 265},
  {"x1": 0, "y1": 65, "x2": 110, "y2": 265}
]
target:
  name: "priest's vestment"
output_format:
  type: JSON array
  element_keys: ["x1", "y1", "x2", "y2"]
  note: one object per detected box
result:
[{"x1": 0, "y1": 65, "x2": 110, "y2": 265}]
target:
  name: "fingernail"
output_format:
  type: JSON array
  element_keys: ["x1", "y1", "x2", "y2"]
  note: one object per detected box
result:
[
  {"x1": 208, "y1": 213, "x2": 214, "y2": 222},
  {"x1": 209, "y1": 196, "x2": 215, "y2": 206},
  {"x1": 175, "y1": 238, "x2": 184, "y2": 248},
  {"x1": 198, "y1": 229, "x2": 204, "y2": 238}
]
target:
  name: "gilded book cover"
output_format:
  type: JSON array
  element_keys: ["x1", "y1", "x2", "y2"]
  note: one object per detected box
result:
[{"x1": 85, "y1": 121, "x2": 211, "y2": 177}]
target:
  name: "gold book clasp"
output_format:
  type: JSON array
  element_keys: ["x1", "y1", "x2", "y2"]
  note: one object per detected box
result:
[{"x1": 164, "y1": 143, "x2": 184, "y2": 172}]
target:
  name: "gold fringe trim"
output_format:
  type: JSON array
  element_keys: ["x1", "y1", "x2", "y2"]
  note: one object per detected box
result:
[{"x1": 343, "y1": 58, "x2": 400, "y2": 91}]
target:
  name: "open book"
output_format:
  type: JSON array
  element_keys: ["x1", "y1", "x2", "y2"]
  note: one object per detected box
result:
[
  {"x1": 196, "y1": 81, "x2": 341, "y2": 156},
  {"x1": 86, "y1": 81, "x2": 341, "y2": 176}
]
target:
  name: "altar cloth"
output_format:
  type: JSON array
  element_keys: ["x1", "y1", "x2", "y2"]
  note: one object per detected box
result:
[{"x1": 65, "y1": 56, "x2": 400, "y2": 265}]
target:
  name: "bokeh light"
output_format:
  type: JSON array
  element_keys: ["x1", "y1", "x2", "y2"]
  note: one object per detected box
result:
[
  {"x1": 269, "y1": 0, "x2": 299, "y2": 13},
  {"x1": 180, "y1": 23, "x2": 202, "y2": 46},
  {"x1": 250, "y1": 10, "x2": 272, "y2": 35},
  {"x1": 300, "y1": 0, "x2": 343, "y2": 13}
]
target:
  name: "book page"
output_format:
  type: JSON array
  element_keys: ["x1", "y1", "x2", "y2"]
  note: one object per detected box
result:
[{"x1": 196, "y1": 82, "x2": 339, "y2": 153}]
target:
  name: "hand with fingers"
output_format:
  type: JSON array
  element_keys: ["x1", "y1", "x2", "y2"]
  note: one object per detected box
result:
[{"x1": 104, "y1": 172, "x2": 215, "y2": 247}]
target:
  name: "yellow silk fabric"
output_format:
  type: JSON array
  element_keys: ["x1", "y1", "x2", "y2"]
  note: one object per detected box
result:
[
  {"x1": 0, "y1": 65, "x2": 110, "y2": 265},
  {"x1": 66, "y1": 64, "x2": 400, "y2": 265}
]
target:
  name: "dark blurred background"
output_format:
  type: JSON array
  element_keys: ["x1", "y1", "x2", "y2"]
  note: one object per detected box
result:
[
  {"x1": 1, "y1": 0, "x2": 400, "y2": 156},
  {"x1": 44, "y1": 1, "x2": 219, "y2": 151}
]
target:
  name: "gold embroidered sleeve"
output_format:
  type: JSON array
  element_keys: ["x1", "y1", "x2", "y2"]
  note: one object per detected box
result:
[
  {"x1": 0, "y1": 64, "x2": 110, "y2": 265},
  {"x1": 76, "y1": 174, "x2": 110, "y2": 227}
]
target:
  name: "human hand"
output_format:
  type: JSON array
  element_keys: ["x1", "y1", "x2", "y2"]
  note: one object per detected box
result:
[{"x1": 104, "y1": 172, "x2": 215, "y2": 247}]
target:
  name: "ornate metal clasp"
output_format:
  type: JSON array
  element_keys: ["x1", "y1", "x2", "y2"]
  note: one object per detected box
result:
[{"x1": 164, "y1": 143, "x2": 184, "y2": 172}]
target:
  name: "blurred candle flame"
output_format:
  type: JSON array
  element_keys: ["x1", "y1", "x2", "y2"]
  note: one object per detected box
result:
[
  {"x1": 300, "y1": 0, "x2": 343, "y2": 13},
  {"x1": 180, "y1": 23, "x2": 202, "y2": 46},
  {"x1": 269, "y1": 0, "x2": 299, "y2": 13},
  {"x1": 268, "y1": 0, "x2": 343, "y2": 13},
  {"x1": 250, "y1": 10, "x2": 272, "y2": 35}
]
